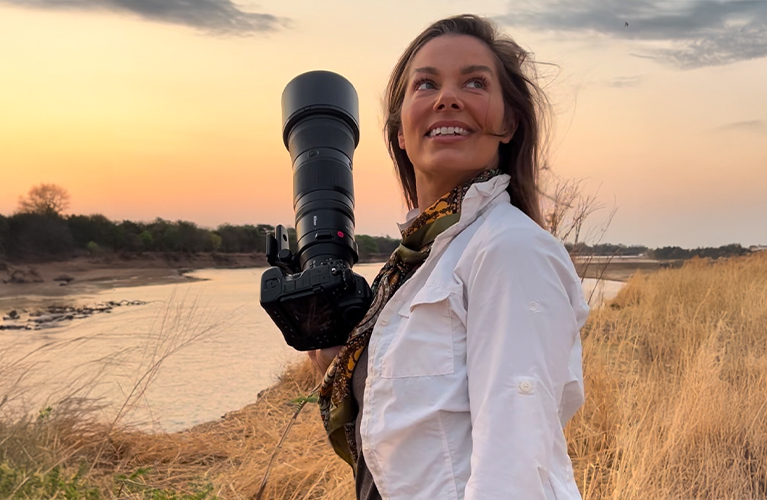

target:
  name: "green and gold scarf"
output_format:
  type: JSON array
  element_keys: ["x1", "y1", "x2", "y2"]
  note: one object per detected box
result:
[{"x1": 318, "y1": 168, "x2": 503, "y2": 468}]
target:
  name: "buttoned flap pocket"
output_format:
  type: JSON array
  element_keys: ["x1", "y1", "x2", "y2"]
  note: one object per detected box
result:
[{"x1": 381, "y1": 285, "x2": 455, "y2": 379}]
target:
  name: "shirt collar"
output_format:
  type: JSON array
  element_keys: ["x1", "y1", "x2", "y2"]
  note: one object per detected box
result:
[
  {"x1": 396, "y1": 173, "x2": 511, "y2": 236},
  {"x1": 396, "y1": 207, "x2": 422, "y2": 234}
]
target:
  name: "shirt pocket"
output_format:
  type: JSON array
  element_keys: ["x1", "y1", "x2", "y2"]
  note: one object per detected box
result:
[{"x1": 380, "y1": 285, "x2": 455, "y2": 378}]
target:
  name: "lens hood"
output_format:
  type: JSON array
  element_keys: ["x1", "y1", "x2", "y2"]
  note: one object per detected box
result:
[{"x1": 281, "y1": 70, "x2": 360, "y2": 149}]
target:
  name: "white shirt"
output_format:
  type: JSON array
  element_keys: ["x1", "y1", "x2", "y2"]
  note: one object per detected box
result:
[{"x1": 360, "y1": 173, "x2": 590, "y2": 500}]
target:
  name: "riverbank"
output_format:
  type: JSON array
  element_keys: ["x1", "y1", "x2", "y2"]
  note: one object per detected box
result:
[
  {"x1": 2, "y1": 252, "x2": 765, "y2": 499},
  {"x1": 573, "y1": 255, "x2": 669, "y2": 281},
  {"x1": 0, "y1": 252, "x2": 268, "y2": 299},
  {"x1": 0, "y1": 251, "x2": 658, "y2": 301}
]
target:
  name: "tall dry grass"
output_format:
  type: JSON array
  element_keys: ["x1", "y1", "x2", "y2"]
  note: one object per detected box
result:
[
  {"x1": 2, "y1": 253, "x2": 766, "y2": 499},
  {"x1": 568, "y1": 253, "x2": 767, "y2": 499}
]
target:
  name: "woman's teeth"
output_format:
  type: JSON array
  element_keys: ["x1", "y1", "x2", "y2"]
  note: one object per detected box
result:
[{"x1": 428, "y1": 126, "x2": 470, "y2": 137}]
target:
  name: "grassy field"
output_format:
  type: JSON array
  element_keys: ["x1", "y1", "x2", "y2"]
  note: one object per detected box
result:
[{"x1": 1, "y1": 252, "x2": 766, "y2": 499}]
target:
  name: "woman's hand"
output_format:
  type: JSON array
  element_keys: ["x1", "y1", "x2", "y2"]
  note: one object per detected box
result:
[{"x1": 307, "y1": 346, "x2": 343, "y2": 375}]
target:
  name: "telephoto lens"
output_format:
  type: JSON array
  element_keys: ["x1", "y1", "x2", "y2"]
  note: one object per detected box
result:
[
  {"x1": 260, "y1": 71, "x2": 372, "y2": 351},
  {"x1": 282, "y1": 70, "x2": 361, "y2": 270}
]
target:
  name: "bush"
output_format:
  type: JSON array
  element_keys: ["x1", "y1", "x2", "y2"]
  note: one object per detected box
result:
[{"x1": 85, "y1": 241, "x2": 102, "y2": 256}]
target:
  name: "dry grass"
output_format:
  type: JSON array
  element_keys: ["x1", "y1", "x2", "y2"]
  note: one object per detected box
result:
[
  {"x1": 103, "y1": 362, "x2": 355, "y2": 500},
  {"x1": 2, "y1": 252, "x2": 766, "y2": 499},
  {"x1": 568, "y1": 253, "x2": 767, "y2": 500}
]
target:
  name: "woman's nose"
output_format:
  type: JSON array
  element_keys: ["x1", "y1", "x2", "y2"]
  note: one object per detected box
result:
[{"x1": 433, "y1": 87, "x2": 463, "y2": 111}]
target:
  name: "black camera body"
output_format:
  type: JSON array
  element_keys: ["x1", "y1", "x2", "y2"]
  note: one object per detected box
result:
[
  {"x1": 259, "y1": 71, "x2": 373, "y2": 351},
  {"x1": 260, "y1": 256, "x2": 371, "y2": 351}
]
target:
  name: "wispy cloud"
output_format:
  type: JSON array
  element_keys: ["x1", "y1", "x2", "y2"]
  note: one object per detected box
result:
[
  {"x1": 496, "y1": 0, "x2": 767, "y2": 69},
  {"x1": 0, "y1": 0, "x2": 288, "y2": 34},
  {"x1": 713, "y1": 120, "x2": 766, "y2": 132},
  {"x1": 605, "y1": 76, "x2": 643, "y2": 88}
]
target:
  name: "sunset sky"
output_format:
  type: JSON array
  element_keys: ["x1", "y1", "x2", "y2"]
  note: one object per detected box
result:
[{"x1": 1, "y1": 0, "x2": 765, "y2": 248}]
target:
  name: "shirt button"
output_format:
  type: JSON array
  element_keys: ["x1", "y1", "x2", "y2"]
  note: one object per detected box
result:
[
  {"x1": 378, "y1": 317, "x2": 389, "y2": 326},
  {"x1": 518, "y1": 381, "x2": 533, "y2": 394}
]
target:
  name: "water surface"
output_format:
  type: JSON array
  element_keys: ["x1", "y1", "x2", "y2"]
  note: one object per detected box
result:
[{"x1": 0, "y1": 264, "x2": 620, "y2": 432}]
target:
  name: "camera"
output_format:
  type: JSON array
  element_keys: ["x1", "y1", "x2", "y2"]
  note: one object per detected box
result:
[{"x1": 260, "y1": 71, "x2": 373, "y2": 351}]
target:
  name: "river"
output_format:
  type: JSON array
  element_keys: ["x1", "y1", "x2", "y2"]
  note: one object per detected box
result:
[{"x1": 0, "y1": 264, "x2": 621, "y2": 432}]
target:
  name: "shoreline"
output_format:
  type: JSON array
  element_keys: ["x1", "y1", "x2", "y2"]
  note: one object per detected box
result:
[
  {"x1": 1, "y1": 252, "x2": 662, "y2": 304},
  {"x1": 0, "y1": 252, "x2": 269, "y2": 301}
]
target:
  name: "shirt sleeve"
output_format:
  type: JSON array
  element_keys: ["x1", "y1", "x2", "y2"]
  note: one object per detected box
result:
[{"x1": 463, "y1": 228, "x2": 588, "y2": 500}]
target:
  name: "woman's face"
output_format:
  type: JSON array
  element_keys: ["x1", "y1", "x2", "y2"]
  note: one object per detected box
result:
[{"x1": 398, "y1": 34, "x2": 514, "y2": 190}]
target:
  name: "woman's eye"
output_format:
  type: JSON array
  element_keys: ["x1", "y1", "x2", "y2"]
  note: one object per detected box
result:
[
  {"x1": 415, "y1": 80, "x2": 435, "y2": 90},
  {"x1": 466, "y1": 79, "x2": 485, "y2": 89}
]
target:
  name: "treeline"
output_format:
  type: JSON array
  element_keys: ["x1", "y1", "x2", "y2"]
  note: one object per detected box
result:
[
  {"x1": 566, "y1": 242, "x2": 753, "y2": 260},
  {"x1": 0, "y1": 212, "x2": 401, "y2": 262},
  {"x1": 0, "y1": 211, "x2": 757, "y2": 264},
  {"x1": 646, "y1": 244, "x2": 752, "y2": 260},
  {"x1": 567, "y1": 243, "x2": 649, "y2": 256}
]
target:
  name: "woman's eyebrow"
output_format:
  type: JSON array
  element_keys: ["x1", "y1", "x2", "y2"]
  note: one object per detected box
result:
[
  {"x1": 412, "y1": 65, "x2": 494, "y2": 75},
  {"x1": 413, "y1": 66, "x2": 439, "y2": 75},
  {"x1": 461, "y1": 64, "x2": 493, "y2": 75}
]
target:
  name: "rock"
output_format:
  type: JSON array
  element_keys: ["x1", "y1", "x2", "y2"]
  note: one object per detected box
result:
[
  {"x1": 0, "y1": 324, "x2": 27, "y2": 331},
  {"x1": 27, "y1": 268, "x2": 43, "y2": 283},
  {"x1": 8, "y1": 310, "x2": 19, "y2": 319},
  {"x1": 10, "y1": 271, "x2": 29, "y2": 284},
  {"x1": 30, "y1": 315, "x2": 56, "y2": 323},
  {"x1": 8, "y1": 268, "x2": 43, "y2": 284}
]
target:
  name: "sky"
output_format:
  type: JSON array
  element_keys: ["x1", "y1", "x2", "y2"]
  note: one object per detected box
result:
[{"x1": 1, "y1": 0, "x2": 765, "y2": 248}]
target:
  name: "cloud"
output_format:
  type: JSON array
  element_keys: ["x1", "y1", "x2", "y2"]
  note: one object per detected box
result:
[
  {"x1": 713, "y1": 120, "x2": 766, "y2": 132},
  {"x1": 604, "y1": 76, "x2": 643, "y2": 88},
  {"x1": 0, "y1": 0, "x2": 288, "y2": 34},
  {"x1": 496, "y1": 0, "x2": 767, "y2": 69}
]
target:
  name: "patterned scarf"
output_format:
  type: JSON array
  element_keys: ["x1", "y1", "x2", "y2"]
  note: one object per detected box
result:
[{"x1": 318, "y1": 168, "x2": 503, "y2": 468}]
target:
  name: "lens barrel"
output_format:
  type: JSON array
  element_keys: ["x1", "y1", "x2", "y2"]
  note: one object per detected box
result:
[{"x1": 281, "y1": 71, "x2": 361, "y2": 270}]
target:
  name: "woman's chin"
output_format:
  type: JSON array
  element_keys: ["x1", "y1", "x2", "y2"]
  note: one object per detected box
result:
[{"x1": 418, "y1": 158, "x2": 488, "y2": 177}]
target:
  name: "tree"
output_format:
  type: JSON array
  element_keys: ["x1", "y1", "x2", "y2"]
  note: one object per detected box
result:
[
  {"x1": 356, "y1": 234, "x2": 379, "y2": 259},
  {"x1": 0, "y1": 214, "x2": 9, "y2": 256},
  {"x1": 541, "y1": 174, "x2": 608, "y2": 248},
  {"x1": 17, "y1": 183, "x2": 71, "y2": 216}
]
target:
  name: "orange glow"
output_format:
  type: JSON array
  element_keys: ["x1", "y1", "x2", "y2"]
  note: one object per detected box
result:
[{"x1": 1, "y1": 4, "x2": 765, "y2": 247}]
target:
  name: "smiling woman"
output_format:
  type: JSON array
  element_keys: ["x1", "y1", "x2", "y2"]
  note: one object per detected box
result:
[
  {"x1": 384, "y1": 16, "x2": 549, "y2": 227},
  {"x1": 395, "y1": 36, "x2": 514, "y2": 209},
  {"x1": 309, "y1": 14, "x2": 589, "y2": 500}
]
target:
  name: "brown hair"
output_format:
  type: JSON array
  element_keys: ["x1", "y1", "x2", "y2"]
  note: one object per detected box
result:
[{"x1": 384, "y1": 14, "x2": 548, "y2": 226}]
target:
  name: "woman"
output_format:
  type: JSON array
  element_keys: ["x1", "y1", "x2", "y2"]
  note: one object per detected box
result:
[{"x1": 309, "y1": 14, "x2": 589, "y2": 500}]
